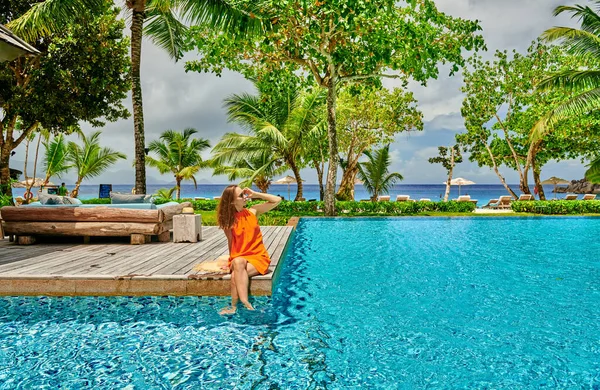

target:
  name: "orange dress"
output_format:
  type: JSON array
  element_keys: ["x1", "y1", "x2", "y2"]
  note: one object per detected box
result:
[{"x1": 228, "y1": 208, "x2": 271, "y2": 275}]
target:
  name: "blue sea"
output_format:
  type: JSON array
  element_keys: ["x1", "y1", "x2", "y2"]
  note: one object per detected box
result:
[
  {"x1": 13, "y1": 184, "x2": 569, "y2": 205},
  {"x1": 1, "y1": 217, "x2": 599, "y2": 388}
]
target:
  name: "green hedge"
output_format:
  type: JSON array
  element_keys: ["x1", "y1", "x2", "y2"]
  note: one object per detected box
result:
[
  {"x1": 512, "y1": 200, "x2": 600, "y2": 214},
  {"x1": 186, "y1": 199, "x2": 476, "y2": 214},
  {"x1": 81, "y1": 198, "x2": 111, "y2": 204}
]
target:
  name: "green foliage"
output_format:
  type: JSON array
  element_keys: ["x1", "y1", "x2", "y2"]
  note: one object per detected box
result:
[
  {"x1": 211, "y1": 78, "x2": 324, "y2": 199},
  {"x1": 586, "y1": 155, "x2": 600, "y2": 183},
  {"x1": 67, "y1": 131, "x2": 127, "y2": 197},
  {"x1": 81, "y1": 198, "x2": 111, "y2": 204},
  {"x1": 145, "y1": 128, "x2": 210, "y2": 199},
  {"x1": 511, "y1": 200, "x2": 600, "y2": 214},
  {"x1": 154, "y1": 187, "x2": 177, "y2": 201},
  {"x1": 357, "y1": 144, "x2": 403, "y2": 201},
  {"x1": 0, "y1": 193, "x2": 13, "y2": 207},
  {"x1": 532, "y1": 3, "x2": 600, "y2": 139},
  {"x1": 42, "y1": 133, "x2": 70, "y2": 184},
  {"x1": 1, "y1": 5, "x2": 130, "y2": 132},
  {"x1": 428, "y1": 145, "x2": 463, "y2": 172},
  {"x1": 459, "y1": 40, "x2": 600, "y2": 196}
]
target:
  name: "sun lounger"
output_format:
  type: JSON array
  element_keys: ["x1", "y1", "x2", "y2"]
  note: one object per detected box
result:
[
  {"x1": 564, "y1": 194, "x2": 578, "y2": 200},
  {"x1": 489, "y1": 195, "x2": 512, "y2": 209},
  {"x1": 481, "y1": 198, "x2": 499, "y2": 209},
  {"x1": 582, "y1": 194, "x2": 597, "y2": 200},
  {"x1": 454, "y1": 195, "x2": 478, "y2": 205},
  {"x1": 378, "y1": 195, "x2": 391, "y2": 202},
  {"x1": 395, "y1": 195, "x2": 411, "y2": 202},
  {"x1": 518, "y1": 194, "x2": 534, "y2": 201},
  {"x1": 419, "y1": 198, "x2": 431, "y2": 202}
]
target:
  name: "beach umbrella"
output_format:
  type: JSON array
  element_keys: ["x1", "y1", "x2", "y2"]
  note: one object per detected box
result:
[
  {"x1": 0, "y1": 24, "x2": 40, "y2": 62},
  {"x1": 273, "y1": 175, "x2": 304, "y2": 200},
  {"x1": 541, "y1": 176, "x2": 570, "y2": 199},
  {"x1": 442, "y1": 177, "x2": 475, "y2": 196}
]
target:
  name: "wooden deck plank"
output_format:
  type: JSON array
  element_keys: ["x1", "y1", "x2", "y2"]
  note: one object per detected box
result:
[
  {"x1": 0, "y1": 244, "x2": 113, "y2": 274},
  {"x1": 0, "y1": 225, "x2": 294, "y2": 296}
]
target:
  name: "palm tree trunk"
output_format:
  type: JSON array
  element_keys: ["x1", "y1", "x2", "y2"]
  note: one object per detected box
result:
[
  {"x1": 313, "y1": 159, "x2": 325, "y2": 201},
  {"x1": 444, "y1": 147, "x2": 455, "y2": 202},
  {"x1": 324, "y1": 77, "x2": 338, "y2": 216},
  {"x1": 288, "y1": 159, "x2": 303, "y2": 200},
  {"x1": 23, "y1": 138, "x2": 30, "y2": 181},
  {"x1": 176, "y1": 178, "x2": 182, "y2": 200},
  {"x1": 72, "y1": 178, "x2": 83, "y2": 198},
  {"x1": 25, "y1": 134, "x2": 43, "y2": 203},
  {"x1": 130, "y1": 0, "x2": 147, "y2": 195}
]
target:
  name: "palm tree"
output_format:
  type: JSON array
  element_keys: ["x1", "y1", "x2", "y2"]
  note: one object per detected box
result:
[
  {"x1": 67, "y1": 131, "x2": 127, "y2": 198},
  {"x1": 357, "y1": 144, "x2": 404, "y2": 202},
  {"x1": 531, "y1": 3, "x2": 600, "y2": 180},
  {"x1": 213, "y1": 85, "x2": 324, "y2": 201},
  {"x1": 42, "y1": 133, "x2": 71, "y2": 186},
  {"x1": 145, "y1": 128, "x2": 210, "y2": 199},
  {"x1": 212, "y1": 152, "x2": 284, "y2": 192},
  {"x1": 10, "y1": 0, "x2": 260, "y2": 195},
  {"x1": 154, "y1": 187, "x2": 177, "y2": 201}
]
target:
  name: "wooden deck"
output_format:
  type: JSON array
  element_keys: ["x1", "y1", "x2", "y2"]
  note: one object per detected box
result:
[{"x1": 0, "y1": 226, "x2": 294, "y2": 297}]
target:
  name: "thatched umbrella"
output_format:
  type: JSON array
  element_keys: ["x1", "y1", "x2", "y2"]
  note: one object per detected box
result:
[
  {"x1": 12, "y1": 178, "x2": 54, "y2": 188},
  {"x1": 0, "y1": 24, "x2": 40, "y2": 62},
  {"x1": 273, "y1": 175, "x2": 304, "y2": 200},
  {"x1": 442, "y1": 177, "x2": 476, "y2": 196},
  {"x1": 541, "y1": 176, "x2": 570, "y2": 198}
]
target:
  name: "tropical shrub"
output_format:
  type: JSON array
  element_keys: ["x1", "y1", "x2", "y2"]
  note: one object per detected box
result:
[{"x1": 512, "y1": 200, "x2": 600, "y2": 214}]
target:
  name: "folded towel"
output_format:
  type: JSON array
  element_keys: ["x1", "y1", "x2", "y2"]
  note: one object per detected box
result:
[{"x1": 192, "y1": 255, "x2": 229, "y2": 274}]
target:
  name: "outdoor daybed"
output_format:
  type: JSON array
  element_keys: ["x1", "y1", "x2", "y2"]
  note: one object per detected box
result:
[{"x1": 1, "y1": 198, "x2": 191, "y2": 245}]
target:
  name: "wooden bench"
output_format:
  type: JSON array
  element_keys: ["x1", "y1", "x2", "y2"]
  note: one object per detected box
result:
[{"x1": 0, "y1": 202, "x2": 191, "y2": 245}]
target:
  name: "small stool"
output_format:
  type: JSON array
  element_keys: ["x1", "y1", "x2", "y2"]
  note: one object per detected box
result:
[{"x1": 173, "y1": 214, "x2": 202, "y2": 243}]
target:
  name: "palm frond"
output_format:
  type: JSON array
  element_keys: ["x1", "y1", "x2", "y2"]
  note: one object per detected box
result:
[
  {"x1": 585, "y1": 155, "x2": 600, "y2": 183},
  {"x1": 144, "y1": 4, "x2": 188, "y2": 60},
  {"x1": 537, "y1": 70, "x2": 600, "y2": 91},
  {"x1": 531, "y1": 87, "x2": 600, "y2": 141},
  {"x1": 178, "y1": 0, "x2": 264, "y2": 36},
  {"x1": 7, "y1": 0, "x2": 106, "y2": 42}
]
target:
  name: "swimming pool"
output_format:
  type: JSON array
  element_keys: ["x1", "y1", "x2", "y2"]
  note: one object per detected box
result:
[{"x1": 1, "y1": 217, "x2": 599, "y2": 388}]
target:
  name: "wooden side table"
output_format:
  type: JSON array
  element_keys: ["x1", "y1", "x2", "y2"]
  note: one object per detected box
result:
[{"x1": 173, "y1": 214, "x2": 202, "y2": 243}]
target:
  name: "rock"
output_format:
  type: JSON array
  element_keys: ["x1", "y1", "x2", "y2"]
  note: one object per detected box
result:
[{"x1": 554, "y1": 178, "x2": 600, "y2": 194}]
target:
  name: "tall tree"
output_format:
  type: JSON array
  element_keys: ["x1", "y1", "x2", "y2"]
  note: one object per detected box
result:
[
  {"x1": 460, "y1": 41, "x2": 600, "y2": 199},
  {"x1": 145, "y1": 128, "x2": 210, "y2": 200},
  {"x1": 428, "y1": 145, "x2": 463, "y2": 202},
  {"x1": 336, "y1": 86, "x2": 422, "y2": 201},
  {"x1": 1, "y1": 2, "x2": 130, "y2": 198},
  {"x1": 212, "y1": 82, "x2": 324, "y2": 201},
  {"x1": 67, "y1": 131, "x2": 127, "y2": 198},
  {"x1": 185, "y1": 0, "x2": 484, "y2": 215},
  {"x1": 531, "y1": 2, "x2": 600, "y2": 183},
  {"x1": 10, "y1": 0, "x2": 260, "y2": 196},
  {"x1": 357, "y1": 144, "x2": 403, "y2": 202}
]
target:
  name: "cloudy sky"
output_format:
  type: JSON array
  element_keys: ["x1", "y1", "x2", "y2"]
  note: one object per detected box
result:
[{"x1": 13, "y1": 0, "x2": 585, "y2": 185}]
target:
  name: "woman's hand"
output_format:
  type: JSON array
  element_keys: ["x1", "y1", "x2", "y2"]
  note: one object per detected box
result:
[{"x1": 242, "y1": 187, "x2": 257, "y2": 199}]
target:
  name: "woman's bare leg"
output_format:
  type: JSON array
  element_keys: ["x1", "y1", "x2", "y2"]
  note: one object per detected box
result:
[
  {"x1": 219, "y1": 270, "x2": 240, "y2": 315},
  {"x1": 232, "y1": 257, "x2": 260, "y2": 310}
]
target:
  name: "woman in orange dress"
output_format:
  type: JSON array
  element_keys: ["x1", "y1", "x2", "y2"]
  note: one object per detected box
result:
[{"x1": 216, "y1": 185, "x2": 281, "y2": 314}]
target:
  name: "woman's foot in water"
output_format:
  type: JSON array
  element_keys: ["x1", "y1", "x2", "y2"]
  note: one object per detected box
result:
[
  {"x1": 219, "y1": 306, "x2": 237, "y2": 315},
  {"x1": 242, "y1": 301, "x2": 255, "y2": 311}
]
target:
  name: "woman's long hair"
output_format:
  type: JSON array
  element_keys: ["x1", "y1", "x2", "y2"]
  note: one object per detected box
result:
[{"x1": 216, "y1": 185, "x2": 238, "y2": 230}]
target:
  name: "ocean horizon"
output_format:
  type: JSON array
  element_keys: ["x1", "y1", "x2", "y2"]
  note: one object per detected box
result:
[{"x1": 13, "y1": 183, "x2": 572, "y2": 206}]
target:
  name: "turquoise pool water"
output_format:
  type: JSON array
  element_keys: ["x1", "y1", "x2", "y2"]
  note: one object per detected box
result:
[{"x1": 1, "y1": 217, "x2": 599, "y2": 388}]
